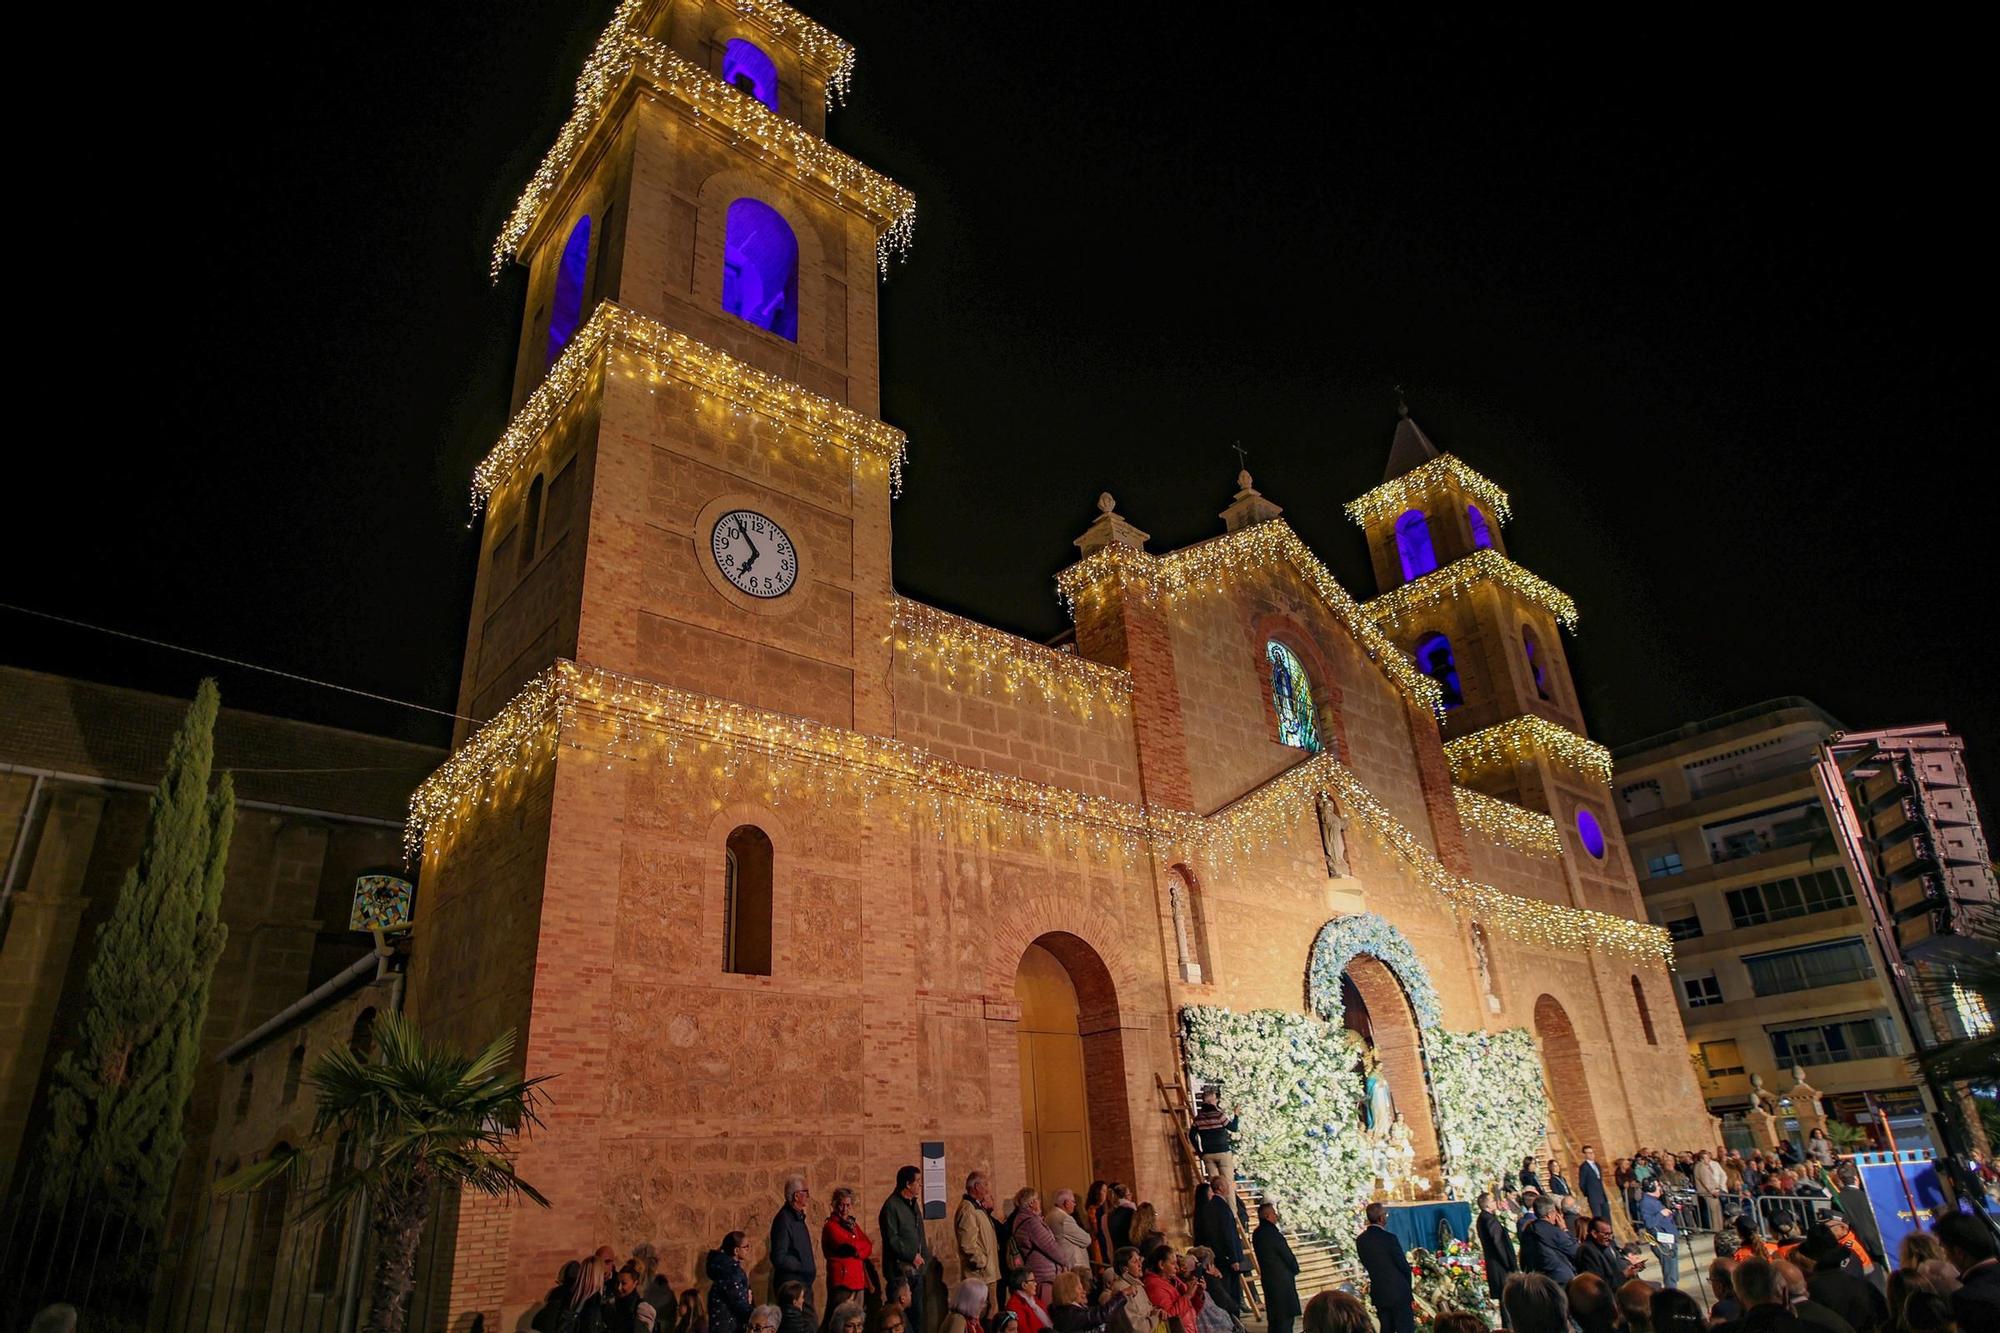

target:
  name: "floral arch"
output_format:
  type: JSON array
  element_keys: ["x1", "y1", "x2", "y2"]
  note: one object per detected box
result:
[
  {"x1": 1305, "y1": 913, "x2": 1443, "y2": 1030},
  {"x1": 1182, "y1": 913, "x2": 1551, "y2": 1244}
]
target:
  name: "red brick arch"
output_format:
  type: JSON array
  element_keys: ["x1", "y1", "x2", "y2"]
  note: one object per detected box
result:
[
  {"x1": 1343, "y1": 955, "x2": 1443, "y2": 1180},
  {"x1": 1534, "y1": 993, "x2": 1606, "y2": 1161},
  {"x1": 984, "y1": 897, "x2": 1152, "y2": 1186}
]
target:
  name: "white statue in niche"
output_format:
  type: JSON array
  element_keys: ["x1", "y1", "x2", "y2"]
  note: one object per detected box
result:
[
  {"x1": 1168, "y1": 877, "x2": 1202, "y2": 984},
  {"x1": 1317, "y1": 794, "x2": 1350, "y2": 878},
  {"x1": 1472, "y1": 927, "x2": 1501, "y2": 1013}
]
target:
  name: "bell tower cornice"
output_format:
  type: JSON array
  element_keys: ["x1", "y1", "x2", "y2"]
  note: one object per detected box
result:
[
  {"x1": 469, "y1": 301, "x2": 908, "y2": 513},
  {"x1": 491, "y1": 0, "x2": 913, "y2": 278}
]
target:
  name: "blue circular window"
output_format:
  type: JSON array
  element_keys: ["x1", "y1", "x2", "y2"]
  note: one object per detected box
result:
[{"x1": 1576, "y1": 807, "x2": 1607, "y2": 859}]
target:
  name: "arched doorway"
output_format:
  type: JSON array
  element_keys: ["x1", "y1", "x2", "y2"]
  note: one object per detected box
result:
[
  {"x1": 1341, "y1": 957, "x2": 1441, "y2": 1177},
  {"x1": 1533, "y1": 995, "x2": 1605, "y2": 1162},
  {"x1": 1014, "y1": 932, "x2": 1134, "y2": 1198}
]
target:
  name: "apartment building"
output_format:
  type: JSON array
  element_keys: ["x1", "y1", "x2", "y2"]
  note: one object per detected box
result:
[{"x1": 1612, "y1": 699, "x2": 1934, "y2": 1149}]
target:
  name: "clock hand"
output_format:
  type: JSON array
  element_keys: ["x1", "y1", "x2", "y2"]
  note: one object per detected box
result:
[{"x1": 734, "y1": 516, "x2": 763, "y2": 563}]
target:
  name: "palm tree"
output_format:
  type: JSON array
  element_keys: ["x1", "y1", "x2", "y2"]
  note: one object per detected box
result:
[{"x1": 221, "y1": 1012, "x2": 551, "y2": 1333}]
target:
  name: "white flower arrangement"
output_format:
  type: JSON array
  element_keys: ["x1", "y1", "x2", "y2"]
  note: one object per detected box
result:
[
  {"x1": 1305, "y1": 914, "x2": 1443, "y2": 1029},
  {"x1": 1182, "y1": 915, "x2": 1552, "y2": 1255},
  {"x1": 1182, "y1": 1006, "x2": 1374, "y2": 1252},
  {"x1": 1425, "y1": 1027, "x2": 1550, "y2": 1200}
]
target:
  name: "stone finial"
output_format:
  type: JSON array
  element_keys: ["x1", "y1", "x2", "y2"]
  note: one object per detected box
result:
[
  {"x1": 1220, "y1": 467, "x2": 1284, "y2": 533},
  {"x1": 1074, "y1": 491, "x2": 1151, "y2": 556}
]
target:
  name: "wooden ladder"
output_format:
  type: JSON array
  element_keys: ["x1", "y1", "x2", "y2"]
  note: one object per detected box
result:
[{"x1": 1160, "y1": 1072, "x2": 1274, "y2": 1322}]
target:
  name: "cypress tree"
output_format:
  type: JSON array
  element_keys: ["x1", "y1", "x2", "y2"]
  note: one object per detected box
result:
[{"x1": 43, "y1": 677, "x2": 236, "y2": 1223}]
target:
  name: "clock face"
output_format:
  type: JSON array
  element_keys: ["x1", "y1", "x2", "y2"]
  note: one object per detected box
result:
[{"x1": 709, "y1": 509, "x2": 798, "y2": 599}]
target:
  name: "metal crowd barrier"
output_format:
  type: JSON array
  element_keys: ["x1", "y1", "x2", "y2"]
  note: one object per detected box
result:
[{"x1": 1750, "y1": 1192, "x2": 1837, "y2": 1236}]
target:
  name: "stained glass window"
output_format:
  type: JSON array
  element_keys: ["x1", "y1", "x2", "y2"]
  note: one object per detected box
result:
[{"x1": 1267, "y1": 641, "x2": 1321, "y2": 752}]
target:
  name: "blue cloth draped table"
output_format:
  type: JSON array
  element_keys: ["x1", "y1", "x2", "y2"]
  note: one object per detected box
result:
[{"x1": 1379, "y1": 1201, "x2": 1473, "y2": 1252}]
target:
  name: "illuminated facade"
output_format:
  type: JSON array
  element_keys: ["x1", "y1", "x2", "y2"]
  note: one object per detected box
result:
[{"x1": 404, "y1": 3, "x2": 1708, "y2": 1325}]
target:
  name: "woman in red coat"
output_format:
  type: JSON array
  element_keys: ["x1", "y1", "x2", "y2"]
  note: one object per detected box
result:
[
  {"x1": 1139, "y1": 1247, "x2": 1205, "y2": 1329},
  {"x1": 822, "y1": 1188, "x2": 878, "y2": 1333}
]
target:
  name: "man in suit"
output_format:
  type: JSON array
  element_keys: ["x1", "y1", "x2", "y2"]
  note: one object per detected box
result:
[
  {"x1": 1525, "y1": 1197, "x2": 1580, "y2": 1285},
  {"x1": 1474, "y1": 1192, "x2": 1517, "y2": 1301},
  {"x1": 1577, "y1": 1145, "x2": 1611, "y2": 1223},
  {"x1": 1253, "y1": 1202, "x2": 1302, "y2": 1333},
  {"x1": 1194, "y1": 1177, "x2": 1246, "y2": 1315},
  {"x1": 1578, "y1": 1216, "x2": 1639, "y2": 1287},
  {"x1": 1545, "y1": 1159, "x2": 1573, "y2": 1198},
  {"x1": 1936, "y1": 1212, "x2": 2000, "y2": 1329},
  {"x1": 1515, "y1": 1191, "x2": 1543, "y2": 1277},
  {"x1": 1356, "y1": 1201, "x2": 1415, "y2": 1333}
]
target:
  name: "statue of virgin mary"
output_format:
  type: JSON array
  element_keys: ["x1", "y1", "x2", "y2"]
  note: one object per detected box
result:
[{"x1": 1362, "y1": 1048, "x2": 1395, "y2": 1132}]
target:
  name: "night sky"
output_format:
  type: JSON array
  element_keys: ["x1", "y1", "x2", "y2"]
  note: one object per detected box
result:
[{"x1": 9, "y1": 6, "x2": 1991, "y2": 805}]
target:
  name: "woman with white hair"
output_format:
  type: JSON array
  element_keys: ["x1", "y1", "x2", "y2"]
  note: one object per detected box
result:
[
  {"x1": 821, "y1": 1187, "x2": 878, "y2": 1333},
  {"x1": 943, "y1": 1280, "x2": 990, "y2": 1333}
]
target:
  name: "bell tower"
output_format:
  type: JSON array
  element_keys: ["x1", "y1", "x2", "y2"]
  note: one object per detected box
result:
[
  {"x1": 451, "y1": 0, "x2": 911, "y2": 740},
  {"x1": 407, "y1": 5, "x2": 914, "y2": 1323},
  {"x1": 1348, "y1": 408, "x2": 1703, "y2": 1161},
  {"x1": 1345, "y1": 406, "x2": 1636, "y2": 906}
]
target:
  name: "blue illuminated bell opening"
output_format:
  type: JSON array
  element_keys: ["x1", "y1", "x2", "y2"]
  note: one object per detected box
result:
[
  {"x1": 1413, "y1": 632, "x2": 1463, "y2": 709},
  {"x1": 1266, "y1": 641, "x2": 1321, "y2": 753},
  {"x1": 1395, "y1": 509, "x2": 1439, "y2": 579},
  {"x1": 546, "y1": 215, "x2": 591, "y2": 363},
  {"x1": 721, "y1": 198, "x2": 799, "y2": 341},
  {"x1": 1467, "y1": 504, "x2": 1493, "y2": 550},
  {"x1": 722, "y1": 39, "x2": 780, "y2": 111}
]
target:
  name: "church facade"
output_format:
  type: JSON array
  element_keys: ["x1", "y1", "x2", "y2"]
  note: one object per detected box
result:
[{"x1": 402, "y1": 2, "x2": 1709, "y2": 1324}]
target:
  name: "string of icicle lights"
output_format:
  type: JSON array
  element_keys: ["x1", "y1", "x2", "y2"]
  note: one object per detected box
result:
[
  {"x1": 470, "y1": 302, "x2": 908, "y2": 513},
  {"x1": 406, "y1": 661, "x2": 1673, "y2": 965},
  {"x1": 892, "y1": 598, "x2": 1131, "y2": 720},
  {"x1": 1444, "y1": 715, "x2": 1616, "y2": 788},
  {"x1": 491, "y1": 0, "x2": 910, "y2": 277},
  {"x1": 1344, "y1": 454, "x2": 1513, "y2": 529},
  {"x1": 1453, "y1": 786, "x2": 1563, "y2": 858},
  {"x1": 1365, "y1": 550, "x2": 1580, "y2": 632},
  {"x1": 1055, "y1": 520, "x2": 1447, "y2": 716}
]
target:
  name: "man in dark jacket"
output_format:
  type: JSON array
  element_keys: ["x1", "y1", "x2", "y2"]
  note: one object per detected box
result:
[
  {"x1": 1474, "y1": 1193, "x2": 1516, "y2": 1301},
  {"x1": 1356, "y1": 1202, "x2": 1414, "y2": 1333},
  {"x1": 1935, "y1": 1212, "x2": 2000, "y2": 1329},
  {"x1": 1797, "y1": 1230, "x2": 1883, "y2": 1332},
  {"x1": 1193, "y1": 1178, "x2": 1246, "y2": 1314},
  {"x1": 1252, "y1": 1202, "x2": 1301, "y2": 1333},
  {"x1": 1525, "y1": 1197, "x2": 1580, "y2": 1285},
  {"x1": 881, "y1": 1167, "x2": 932, "y2": 1333},
  {"x1": 770, "y1": 1175, "x2": 817, "y2": 1307},
  {"x1": 1578, "y1": 1145, "x2": 1611, "y2": 1222},
  {"x1": 1577, "y1": 1217, "x2": 1638, "y2": 1287},
  {"x1": 1516, "y1": 1193, "x2": 1543, "y2": 1277}
]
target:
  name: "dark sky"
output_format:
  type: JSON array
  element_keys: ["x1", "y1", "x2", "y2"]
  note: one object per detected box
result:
[{"x1": 9, "y1": 5, "x2": 1992, "y2": 803}]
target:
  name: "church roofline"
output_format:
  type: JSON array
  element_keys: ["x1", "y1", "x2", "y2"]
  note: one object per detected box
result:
[
  {"x1": 1054, "y1": 519, "x2": 1447, "y2": 716},
  {"x1": 1363, "y1": 549, "x2": 1579, "y2": 633},
  {"x1": 491, "y1": 5, "x2": 912, "y2": 278},
  {"x1": 893, "y1": 597, "x2": 1132, "y2": 717},
  {"x1": 1344, "y1": 453, "x2": 1512, "y2": 530},
  {"x1": 410, "y1": 660, "x2": 1673, "y2": 965},
  {"x1": 470, "y1": 301, "x2": 908, "y2": 512}
]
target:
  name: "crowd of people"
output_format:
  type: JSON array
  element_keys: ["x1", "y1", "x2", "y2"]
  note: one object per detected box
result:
[
  {"x1": 527, "y1": 1161, "x2": 1292, "y2": 1333},
  {"x1": 526, "y1": 1131, "x2": 2000, "y2": 1333}
]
